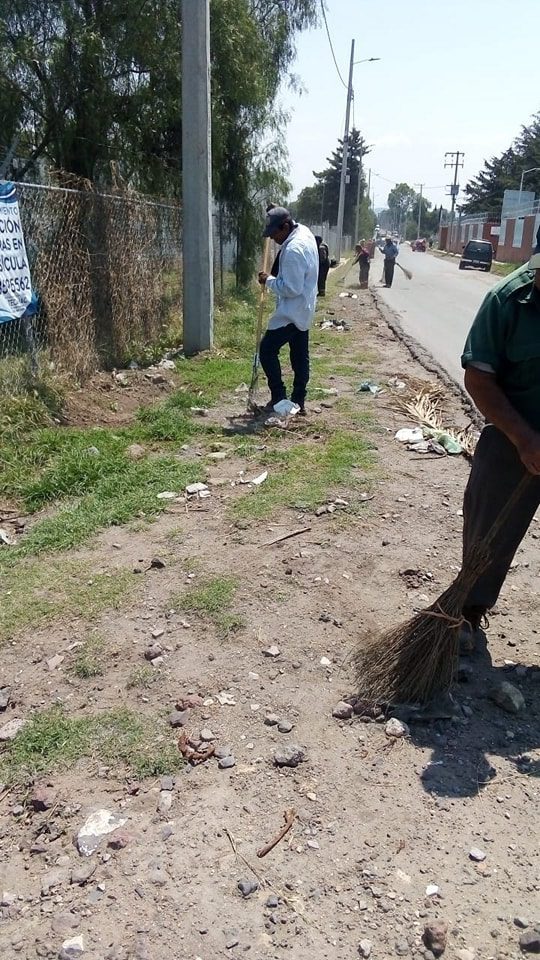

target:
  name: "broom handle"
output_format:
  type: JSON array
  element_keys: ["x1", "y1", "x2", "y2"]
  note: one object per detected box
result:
[
  {"x1": 253, "y1": 238, "x2": 272, "y2": 362},
  {"x1": 466, "y1": 470, "x2": 535, "y2": 560}
]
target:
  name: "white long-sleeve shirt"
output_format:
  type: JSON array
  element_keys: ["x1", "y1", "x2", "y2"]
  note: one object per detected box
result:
[{"x1": 265, "y1": 223, "x2": 319, "y2": 331}]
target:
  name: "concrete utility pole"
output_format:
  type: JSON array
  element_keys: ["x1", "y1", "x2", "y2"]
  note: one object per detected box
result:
[
  {"x1": 415, "y1": 183, "x2": 424, "y2": 240},
  {"x1": 182, "y1": 0, "x2": 213, "y2": 354},
  {"x1": 444, "y1": 150, "x2": 464, "y2": 252},
  {"x1": 335, "y1": 39, "x2": 355, "y2": 263},
  {"x1": 354, "y1": 149, "x2": 363, "y2": 244}
]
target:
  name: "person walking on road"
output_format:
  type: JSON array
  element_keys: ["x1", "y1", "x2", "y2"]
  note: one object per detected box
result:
[
  {"x1": 458, "y1": 239, "x2": 540, "y2": 651},
  {"x1": 353, "y1": 240, "x2": 371, "y2": 289},
  {"x1": 382, "y1": 237, "x2": 399, "y2": 287},
  {"x1": 258, "y1": 206, "x2": 319, "y2": 415},
  {"x1": 314, "y1": 235, "x2": 330, "y2": 296}
]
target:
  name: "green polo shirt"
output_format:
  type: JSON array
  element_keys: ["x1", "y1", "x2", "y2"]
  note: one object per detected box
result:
[{"x1": 461, "y1": 264, "x2": 540, "y2": 430}]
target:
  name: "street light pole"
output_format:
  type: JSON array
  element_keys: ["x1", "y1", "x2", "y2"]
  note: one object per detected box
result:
[
  {"x1": 335, "y1": 39, "x2": 355, "y2": 263},
  {"x1": 518, "y1": 167, "x2": 540, "y2": 207}
]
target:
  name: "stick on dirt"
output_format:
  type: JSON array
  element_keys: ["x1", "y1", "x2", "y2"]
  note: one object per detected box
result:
[
  {"x1": 263, "y1": 526, "x2": 312, "y2": 547},
  {"x1": 257, "y1": 808, "x2": 296, "y2": 858}
]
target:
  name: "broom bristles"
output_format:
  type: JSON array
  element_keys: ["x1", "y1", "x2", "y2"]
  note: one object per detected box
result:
[
  {"x1": 352, "y1": 473, "x2": 534, "y2": 705},
  {"x1": 352, "y1": 561, "x2": 488, "y2": 704}
]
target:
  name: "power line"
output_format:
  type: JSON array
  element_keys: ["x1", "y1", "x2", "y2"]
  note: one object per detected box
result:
[{"x1": 319, "y1": 1, "x2": 348, "y2": 90}]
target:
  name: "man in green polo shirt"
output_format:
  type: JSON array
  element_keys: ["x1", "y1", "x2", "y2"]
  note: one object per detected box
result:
[{"x1": 459, "y1": 240, "x2": 540, "y2": 650}]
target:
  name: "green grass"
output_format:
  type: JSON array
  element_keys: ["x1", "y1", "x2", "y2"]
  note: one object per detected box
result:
[
  {"x1": 0, "y1": 559, "x2": 133, "y2": 643},
  {"x1": 231, "y1": 427, "x2": 375, "y2": 520},
  {"x1": 491, "y1": 261, "x2": 520, "y2": 278},
  {"x1": 72, "y1": 634, "x2": 106, "y2": 679},
  {"x1": 177, "y1": 576, "x2": 243, "y2": 636},
  {"x1": 127, "y1": 665, "x2": 158, "y2": 689},
  {"x1": 0, "y1": 707, "x2": 183, "y2": 784},
  {"x1": 180, "y1": 576, "x2": 237, "y2": 614}
]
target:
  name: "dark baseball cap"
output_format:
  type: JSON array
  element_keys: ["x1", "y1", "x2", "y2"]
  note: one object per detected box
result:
[{"x1": 263, "y1": 206, "x2": 291, "y2": 237}]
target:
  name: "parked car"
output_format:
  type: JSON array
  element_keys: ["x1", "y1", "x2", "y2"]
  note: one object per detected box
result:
[
  {"x1": 459, "y1": 239, "x2": 493, "y2": 272},
  {"x1": 411, "y1": 238, "x2": 426, "y2": 252}
]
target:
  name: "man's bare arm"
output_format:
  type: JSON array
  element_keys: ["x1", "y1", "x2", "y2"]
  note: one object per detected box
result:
[{"x1": 464, "y1": 366, "x2": 540, "y2": 474}]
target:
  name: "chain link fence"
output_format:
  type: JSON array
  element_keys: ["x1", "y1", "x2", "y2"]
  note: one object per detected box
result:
[{"x1": 0, "y1": 179, "x2": 241, "y2": 383}]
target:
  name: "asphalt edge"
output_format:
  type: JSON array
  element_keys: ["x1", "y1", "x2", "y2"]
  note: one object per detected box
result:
[{"x1": 370, "y1": 286, "x2": 484, "y2": 434}]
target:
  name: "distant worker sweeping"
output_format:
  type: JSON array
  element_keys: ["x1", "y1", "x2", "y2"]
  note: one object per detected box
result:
[{"x1": 257, "y1": 206, "x2": 318, "y2": 416}]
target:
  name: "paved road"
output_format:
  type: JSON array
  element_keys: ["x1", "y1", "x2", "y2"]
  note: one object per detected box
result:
[{"x1": 365, "y1": 247, "x2": 500, "y2": 385}]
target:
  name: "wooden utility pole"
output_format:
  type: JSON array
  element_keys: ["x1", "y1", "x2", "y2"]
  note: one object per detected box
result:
[{"x1": 182, "y1": 0, "x2": 213, "y2": 354}]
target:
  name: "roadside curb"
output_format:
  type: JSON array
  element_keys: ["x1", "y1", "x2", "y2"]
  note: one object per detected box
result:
[{"x1": 370, "y1": 286, "x2": 484, "y2": 435}]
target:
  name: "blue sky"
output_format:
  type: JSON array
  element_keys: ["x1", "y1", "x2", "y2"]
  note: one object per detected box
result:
[{"x1": 279, "y1": 0, "x2": 538, "y2": 211}]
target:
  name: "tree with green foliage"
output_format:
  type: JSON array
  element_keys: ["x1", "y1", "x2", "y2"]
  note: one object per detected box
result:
[
  {"x1": 295, "y1": 129, "x2": 371, "y2": 238},
  {"x1": 463, "y1": 113, "x2": 540, "y2": 215},
  {"x1": 0, "y1": 0, "x2": 318, "y2": 284},
  {"x1": 387, "y1": 183, "x2": 416, "y2": 234},
  {"x1": 313, "y1": 129, "x2": 371, "y2": 237}
]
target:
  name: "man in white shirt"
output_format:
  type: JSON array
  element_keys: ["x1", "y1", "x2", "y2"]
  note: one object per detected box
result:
[{"x1": 258, "y1": 206, "x2": 319, "y2": 415}]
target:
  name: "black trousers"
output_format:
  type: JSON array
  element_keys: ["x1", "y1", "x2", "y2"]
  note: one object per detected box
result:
[
  {"x1": 384, "y1": 259, "x2": 395, "y2": 287},
  {"x1": 259, "y1": 324, "x2": 309, "y2": 407},
  {"x1": 318, "y1": 263, "x2": 330, "y2": 295},
  {"x1": 462, "y1": 425, "x2": 540, "y2": 610}
]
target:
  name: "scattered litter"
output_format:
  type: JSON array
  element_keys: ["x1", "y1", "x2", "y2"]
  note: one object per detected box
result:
[
  {"x1": 77, "y1": 809, "x2": 127, "y2": 857},
  {"x1": 157, "y1": 491, "x2": 178, "y2": 500},
  {"x1": 263, "y1": 645, "x2": 280, "y2": 658},
  {"x1": 159, "y1": 358, "x2": 176, "y2": 370},
  {"x1": 319, "y1": 387, "x2": 339, "y2": 396},
  {"x1": 425, "y1": 884, "x2": 439, "y2": 897},
  {"x1": 186, "y1": 482, "x2": 211, "y2": 500},
  {"x1": 395, "y1": 427, "x2": 424, "y2": 444},
  {"x1": 358, "y1": 380, "x2": 383, "y2": 396},
  {"x1": 338, "y1": 291, "x2": 358, "y2": 299},
  {"x1": 190, "y1": 407, "x2": 209, "y2": 417},
  {"x1": 320, "y1": 656, "x2": 332, "y2": 667},
  {"x1": 216, "y1": 691, "x2": 236, "y2": 706},
  {"x1": 235, "y1": 382, "x2": 249, "y2": 394},
  {"x1": 0, "y1": 528, "x2": 15, "y2": 546},
  {"x1": 424, "y1": 429, "x2": 462, "y2": 454},
  {"x1": 252, "y1": 471, "x2": 268, "y2": 486},
  {"x1": 273, "y1": 399, "x2": 300, "y2": 417},
  {"x1": 237, "y1": 470, "x2": 268, "y2": 486},
  {"x1": 388, "y1": 376, "x2": 406, "y2": 390}
]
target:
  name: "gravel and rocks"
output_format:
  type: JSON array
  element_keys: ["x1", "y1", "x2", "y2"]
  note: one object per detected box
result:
[
  {"x1": 488, "y1": 681, "x2": 525, "y2": 714},
  {"x1": 423, "y1": 921, "x2": 448, "y2": 957},
  {"x1": 273, "y1": 744, "x2": 306, "y2": 768}
]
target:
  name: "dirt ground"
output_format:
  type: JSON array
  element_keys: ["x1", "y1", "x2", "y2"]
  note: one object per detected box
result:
[{"x1": 0, "y1": 280, "x2": 539, "y2": 960}]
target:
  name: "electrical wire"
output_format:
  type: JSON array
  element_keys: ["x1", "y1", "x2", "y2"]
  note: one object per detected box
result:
[{"x1": 319, "y1": 1, "x2": 348, "y2": 90}]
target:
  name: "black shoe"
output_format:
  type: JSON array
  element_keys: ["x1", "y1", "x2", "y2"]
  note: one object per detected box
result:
[
  {"x1": 459, "y1": 606, "x2": 488, "y2": 654},
  {"x1": 296, "y1": 406, "x2": 307, "y2": 417}
]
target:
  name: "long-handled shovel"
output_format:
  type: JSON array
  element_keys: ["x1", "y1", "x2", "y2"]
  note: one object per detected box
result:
[{"x1": 247, "y1": 237, "x2": 271, "y2": 413}]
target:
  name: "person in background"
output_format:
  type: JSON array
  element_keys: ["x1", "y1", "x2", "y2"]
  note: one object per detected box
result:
[
  {"x1": 458, "y1": 235, "x2": 540, "y2": 652},
  {"x1": 352, "y1": 239, "x2": 371, "y2": 289},
  {"x1": 314, "y1": 235, "x2": 330, "y2": 296},
  {"x1": 382, "y1": 236, "x2": 399, "y2": 287},
  {"x1": 258, "y1": 206, "x2": 319, "y2": 415}
]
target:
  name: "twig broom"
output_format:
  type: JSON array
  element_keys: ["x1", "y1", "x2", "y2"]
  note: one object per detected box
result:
[
  {"x1": 247, "y1": 237, "x2": 272, "y2": 413},
  {"x1": 396, "y1": 261, "x2": 413, "y2": 280},
  {"x1": 353, "y1": 472, "x2": 533, "y2": 704}
]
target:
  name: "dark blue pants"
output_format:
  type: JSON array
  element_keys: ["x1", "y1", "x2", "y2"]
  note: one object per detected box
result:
[{"x1": 259, "y1": 324, "x2": 309, "y2": 407}]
